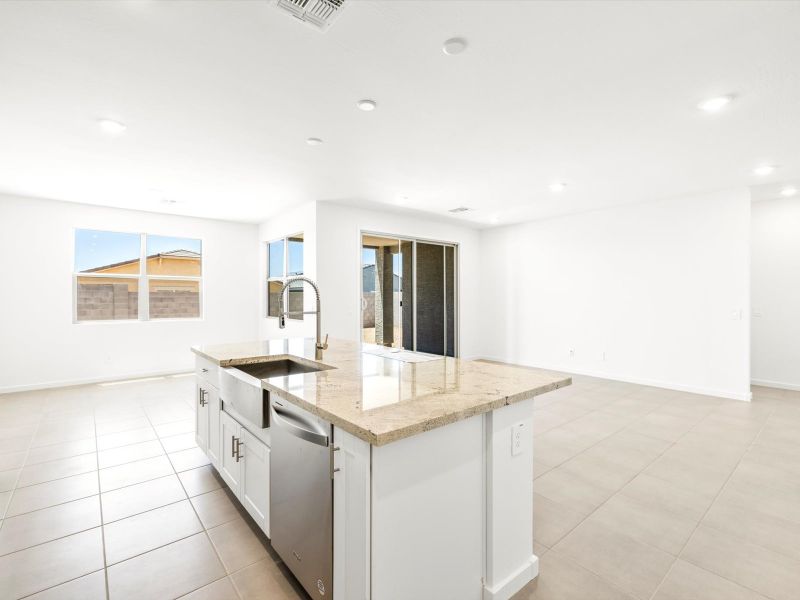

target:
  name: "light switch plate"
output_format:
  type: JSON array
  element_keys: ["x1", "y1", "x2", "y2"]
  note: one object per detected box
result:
[{"x1": 511, "y1": 422, "x2": 525, "y2": 456}]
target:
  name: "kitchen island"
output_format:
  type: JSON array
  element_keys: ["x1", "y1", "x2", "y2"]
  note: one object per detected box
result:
[{"x1": 191, "y1": 338, "x2": 570, "y2": 600}]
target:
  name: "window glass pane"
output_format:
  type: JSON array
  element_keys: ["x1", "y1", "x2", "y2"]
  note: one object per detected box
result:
[
  {"x1": 268, "y1": 240, "x2": 284, "y2": 278},
  {"x1": 288, "y1": 235, "x2": 303, "y2": 276},
  {"x1": 149, "y1": 279, "x2": 200, "y2": 319},
  {"x1": 287, "y1": 281, "x2": 304, "y2": 321},
  {"x1": 146, "y1": 235, "x2": 202, "y2": 276},
  {"x1": 76, "y1": 277, "x2": 139, "y2": 321},
  {"x1": 267, "y1": 280, "x2": 283, "y2": 318},
  {"x1": 74, "y1": 229, "x2": 141, "y2": 274}
]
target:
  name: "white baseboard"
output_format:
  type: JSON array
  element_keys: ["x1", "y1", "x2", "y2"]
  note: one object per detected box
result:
[
  {"x1": 476, "y1": 355, "x2": 752, "y2": 402},
  {"x1": 0, "y1": 368, "x2": 191, "y2": 395},
  {"x1": 483, "y1": 555, "x2": 539, "y2": 600},
  {"x1": 751, "y1": 378, "x2": 800, "y2": 392}
]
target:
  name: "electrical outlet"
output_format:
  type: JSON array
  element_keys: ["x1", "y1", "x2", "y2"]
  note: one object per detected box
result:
[{"x1": 511, "y1": 422, "x2": 525, "y2": 456}]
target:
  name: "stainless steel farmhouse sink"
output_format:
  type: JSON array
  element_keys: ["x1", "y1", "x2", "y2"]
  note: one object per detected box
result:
[{"x1": 219, "y1": 359, "x2": 326, "y2": 428}]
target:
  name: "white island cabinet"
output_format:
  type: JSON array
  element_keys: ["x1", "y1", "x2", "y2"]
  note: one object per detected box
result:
[{"x1": 192, "y1": 338, "x2": 570, "y2": 600}]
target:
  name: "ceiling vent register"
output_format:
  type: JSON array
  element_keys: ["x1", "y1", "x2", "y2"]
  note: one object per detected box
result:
[
  {"x1": 275, "y1": 0, "x2": 345, "y2": 31},
  {"x1": 448, "y1": 207, "x2": 472, "y2": 214}
]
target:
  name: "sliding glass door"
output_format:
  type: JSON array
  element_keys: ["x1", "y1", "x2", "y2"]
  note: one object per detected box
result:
[{"x1": 361, "y1": 234, "x2": 457, "y2": 357}]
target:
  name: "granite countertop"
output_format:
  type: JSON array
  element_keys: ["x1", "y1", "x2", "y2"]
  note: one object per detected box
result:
[{"x1": 191, "y1": 338, "x2": 571, "y2": 446}]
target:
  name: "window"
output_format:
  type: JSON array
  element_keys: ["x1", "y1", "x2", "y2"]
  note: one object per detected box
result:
[
  {"x1": 267, "y1": 234, "x2": 303, "y2": 319},
  {"x1": 74, "y1": 229, "x2": 202, "y2": 322}
]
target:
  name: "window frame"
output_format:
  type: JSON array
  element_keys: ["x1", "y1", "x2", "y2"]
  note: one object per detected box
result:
[
  {"x1": 72, "y1": 228, "x2": 204, "y2": 324},
  {"x1": 266, "y1": 233, "x2": 304, "y2": 320}
]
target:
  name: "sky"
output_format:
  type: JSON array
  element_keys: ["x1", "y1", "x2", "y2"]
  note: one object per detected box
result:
[{"x1": 74, "y1": 229, "x2": 201, "y2": 272}]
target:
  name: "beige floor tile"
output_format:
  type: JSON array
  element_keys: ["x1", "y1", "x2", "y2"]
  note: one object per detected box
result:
[
  {"x1": 681, "y1": 525, "x2": 800, "y2": 600},
  {"x1": 6, "y1": 471, "x2": 99, "y2": 517},
  {"x1": 96, "y1": 426, "x2": 157, "y2": 451},
  {"x1": 558, "y1": 452, "x2": 640, "y2": 493},
  {"x1": 0, "y1": 495, "x2": 101, "y2": 556},
  {"x1": 104, "y1": 499, "x2": 203, "y2": 564},
  {"x1": 95, "y1": 415, "x2": 152, "y2": 436},
  {"x1": 702, "y1": 499, "x2": 800, "y2": 561},
  {"x1": 169, "y1": 446, "x2": 211, "y2": 472},
  {"x1": 0, "y1": 469, "x2": 20, "y2": 492},
  {"x1": 0, "y1": 434, "x2": 33, "y2": 456},
  {"x1": 583, "y1": 430, "x2": 670, "y2": 471},
  {"x1": 588, "y1": 494, "x2": 697, "y2": 556},
  {"x1": 0, "y1": 450, "x2": 27, "y2": 472},
  {"x1": 25, "y1": 437, "x2": 96, "y2": 466},
  {"x1": 625, "y1": 412, "x2": 699, "y2": 443},
  {"x1": 618, "y1": 473, "x2": 715, "y2": 521},
  {"x1": 532, "y1": 459, "x2": 552, "y2": 479},
  {"x1": 98, "y1": 439, "x2": 164, "y2": 469},
  {"x1": 715, "y1": 478, "x2": 800, "y2": 525},
  {"x1": 179, "y1": 464, "x2": 224, "y2": 497},
  {"x1": 533, "y1": 493, "x2": 586, "y2": 547},
  {"x1": 511, "y1": 550, "x2": 636, "y2": 600},
  {"x1": 0, "y1": 490, "x2": 10, "y2": 516},
  {"x1": 0, "y1": 527, "x2": 104, "y2": 599},
  {"x1": 101, "y1": 473, "x2": 187, "y2": 523},
  {"x1": 17, "y1": 452, "x2": 97, "y2": 487},
  {"x1": 230, "y1": 557, "x2": 306, "y2": 600},
  {"x1": 208, "y1": 517, "x2": 269, "y2": 573},
  {"x1": 643, "y1": 454, "x2": 730, "y2": 497},
  {"x1": 161, "y1": 431, "x2": 198, "y2": 453},
  {"x1": 191, "y1": 488, "x2": 242, "y2": 529},
  {"x1": 652, "y1": 559, "x2": 767, "y2": 600},
  {"x1": 532, "y1": 409, "x2": 571, "y2": 435},
  {"x1": 535, "y1": 467, "x2": 616, "y2": 516},
  {"x1": 179, "y1": 576, "x2": 240, "y2": 600},
  {"x1": 31, "y1": 424, "x2": 96, "y2": 448},
  {"x1": 154, "y1": 418, "x2": 195, "y2": 438},
  {"x1": 533, "y1": 427, "x2": 595, "y2": 467},
  {"x1": 22, "y1": 569, "x2": 106, "y2": 600},
  {"x1": 555, "y1": 519, "x2": 675, "y2": 600},
  {"x1": 107, "y1": 532, "x2": 225, "y2": 600},
  {"x1": 99, "y1": 455, "x2": 174, "y2": 492}
]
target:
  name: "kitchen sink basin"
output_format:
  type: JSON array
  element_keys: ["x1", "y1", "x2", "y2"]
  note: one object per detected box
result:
[{"x1": 219, "y1": 359, "x2": 326, "y2": 429}]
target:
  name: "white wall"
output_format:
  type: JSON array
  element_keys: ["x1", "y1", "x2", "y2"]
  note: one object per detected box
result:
[
  {"x1": 258, "y1": 201, "x2": 318, "y2": 340},
  {"x1": 479, "y1": 189, "x2": 752, "y2": 400},
  {"x1": 315, "y1": 202, "x2": 483, "y2": 359},
  {"x1": 751, "y1": 197, "x2": 800, "y2": 390},
  {"x1": 0, "y1": 193, "x2": 259, "y2": 392}
]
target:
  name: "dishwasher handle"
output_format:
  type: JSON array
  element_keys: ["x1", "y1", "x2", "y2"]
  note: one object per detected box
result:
[{"x1": 271, "y1": 404, "x2": 329, "y2": 447}]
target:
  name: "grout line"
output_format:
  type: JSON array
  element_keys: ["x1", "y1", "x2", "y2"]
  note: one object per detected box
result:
[
  {"x1": 92, "y1": 410, "x2": 112, "y2": 600},
  {"x1": 16, "y1": 568, "x2": 106, "y2": 600}
]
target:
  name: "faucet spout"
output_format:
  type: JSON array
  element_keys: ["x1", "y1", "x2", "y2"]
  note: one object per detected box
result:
[{"x1": 277, "y1": 276, "x2": 328, "y2": 361}]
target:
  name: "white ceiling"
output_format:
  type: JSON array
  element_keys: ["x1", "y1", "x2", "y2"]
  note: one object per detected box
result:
[{"x1": 1, "y1": 0, "x2": 799, "y2": 226}]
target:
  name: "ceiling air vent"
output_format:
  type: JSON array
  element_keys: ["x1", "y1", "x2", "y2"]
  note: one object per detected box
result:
[
  {"x1": 275, "y1": 0, "x2": 346, "y2": 31},
  {"x1": 448, "y1": 207, "x2": 472, "y2": 214}
]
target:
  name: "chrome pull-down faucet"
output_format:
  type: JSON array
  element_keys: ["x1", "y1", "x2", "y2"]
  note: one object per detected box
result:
[{"x1": 278, "y1": 276, "x2": 329, "y2": 361}]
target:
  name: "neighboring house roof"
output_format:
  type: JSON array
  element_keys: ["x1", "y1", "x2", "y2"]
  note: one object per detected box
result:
[{"x1": 82, "y1": 249, "x2": 200, "y2": 273}]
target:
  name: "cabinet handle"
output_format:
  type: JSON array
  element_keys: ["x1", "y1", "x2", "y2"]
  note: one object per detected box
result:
[
  {"x1": 231, "y1": 435, "x2": 237, "y2": 458},
  {"x1": 201, "y1": 368, "x2": 209, "y2": 373},
  {"x1": 330, "y1": 446, "x2": 340, "y2": 479},
  {"x1": 234, "y1": 438, "x2": 243, "y2": 462},
  {"x1": 199, "y1": 389, "x2": 207, "y2": 407}
]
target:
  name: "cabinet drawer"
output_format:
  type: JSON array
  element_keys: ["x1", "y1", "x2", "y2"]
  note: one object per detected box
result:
[{"x1": 195, "y1": 356, "x2": 219, "y2": 387}]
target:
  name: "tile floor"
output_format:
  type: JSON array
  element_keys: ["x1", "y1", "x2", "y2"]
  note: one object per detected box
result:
[{"x1": 0, "y1": 373, "x2": 798, "y2": 599}]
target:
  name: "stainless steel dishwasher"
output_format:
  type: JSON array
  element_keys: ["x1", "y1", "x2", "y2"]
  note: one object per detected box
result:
[{"x1": 270, "y1": 399, "x2": 334, "y2": 598}]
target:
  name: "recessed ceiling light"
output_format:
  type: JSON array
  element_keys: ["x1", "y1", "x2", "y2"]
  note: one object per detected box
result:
[
  {"x1": 780, "y1": 186, "x2": 797, "y2": 197},
  {"x1": 160, "y1": 197, "x2": 179, "y2": 205},
  {"x1": 306, "y1": 137, "x2": 324, "y2": 146},
  {"x1": 753, "y1": 165, "x2": 775, "y2": 176},
  {"x1": 98, "y1": 119, "x2": 127, "y2": 135},
  {"x1": 697, "y1": 96, "x2": 732, "y2": 112},
  {"x1": 357, "y1": 99, "x2": 377, "y2": 111},
  {"x1": 549, "y1": 182, "x2": 567, "y2": 193},
  {"x1": 442, "y1": 38, "x2": 467, "y2": 56}
]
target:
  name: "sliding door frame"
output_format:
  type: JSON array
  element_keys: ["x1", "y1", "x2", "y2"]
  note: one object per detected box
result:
[{"x1": 359, "y1": 230, "x2": 459, "y2": 357}]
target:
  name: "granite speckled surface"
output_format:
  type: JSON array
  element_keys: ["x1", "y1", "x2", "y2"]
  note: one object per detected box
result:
[{"x1": 192, "y1": 338, "x2": 571, "y2": 446}]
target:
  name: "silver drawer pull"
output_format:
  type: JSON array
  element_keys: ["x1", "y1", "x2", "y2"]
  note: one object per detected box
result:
[
  {"x1": 201, "y1": 368, "x2": 209, "y2": 373},
  {"x1": 234, "y1": 438, "x2": 243, "y2": 462}
]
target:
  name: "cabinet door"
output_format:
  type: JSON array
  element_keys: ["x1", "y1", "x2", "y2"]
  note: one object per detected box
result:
[
  {"x1": 240, "y1": 428, "x2": 270, "y2": 536},
  {"x1": 195, "y1": 381, "x2": 209, "y2": 453},
  {"x1": 206, "y1": 386, "x2": 221, "y2": 468},
  {"x1": 219, "y1": 411, "x2": 242, "y2": 496}
]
